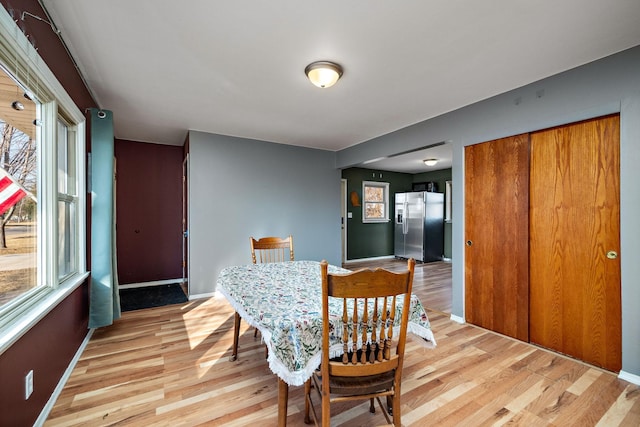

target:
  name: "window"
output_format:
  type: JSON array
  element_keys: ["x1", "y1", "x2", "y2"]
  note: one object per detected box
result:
[
  {"x1": 0, "y1": 94, "x2": 37, "y2": 309},
  {"x1": 0, "y1": 10, "x2": 86, "y2": 351},
  {"x1": 362, "y1": 181, "x2": 390, "y2": 223},
  {"x1": 0, "y1": 68, "x2": 39, "y2": 311}
]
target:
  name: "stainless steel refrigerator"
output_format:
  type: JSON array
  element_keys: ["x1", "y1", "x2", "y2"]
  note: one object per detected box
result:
[{"x1": 394, "y1": 191, "x2": 444, "y2": 262}]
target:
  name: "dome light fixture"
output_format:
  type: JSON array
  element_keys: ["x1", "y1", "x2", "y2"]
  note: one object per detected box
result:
[
  {"x1": 305, "y1": 61, "x2": 343, "y2": 88},
  {"x1": 423, "y1": 159, "x2": 438, "y2": 167}
]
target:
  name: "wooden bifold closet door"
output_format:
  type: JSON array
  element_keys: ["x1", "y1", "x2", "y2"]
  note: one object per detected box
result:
[{"x1": 529, "y1": 115, "x2": 621, "y2": 372}]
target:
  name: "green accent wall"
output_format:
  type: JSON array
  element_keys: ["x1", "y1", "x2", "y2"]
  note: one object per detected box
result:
[{"x1": 342, "y1": 167, "x2": 452, "y2": 260}]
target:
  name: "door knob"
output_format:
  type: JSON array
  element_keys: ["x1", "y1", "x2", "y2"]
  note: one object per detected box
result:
[
  {"x1": 466, "y1": 240, "x2": 473, "y2": 246},
  {"x1": 606, "y1": 250, "x2": 618, "y2": 259}
]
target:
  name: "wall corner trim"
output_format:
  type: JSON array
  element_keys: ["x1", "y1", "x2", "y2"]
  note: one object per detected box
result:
[
  {"x1": 450, "y1": 314, "x2": 465, "y2": 324},
  {"x1": 189, "y1": 292, "x2": 216, "y2": 300}
]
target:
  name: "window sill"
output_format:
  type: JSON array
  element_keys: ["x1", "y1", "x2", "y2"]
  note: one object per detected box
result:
[{"x1": 0, "y1": 271, "x2": 90, "y2": 356}]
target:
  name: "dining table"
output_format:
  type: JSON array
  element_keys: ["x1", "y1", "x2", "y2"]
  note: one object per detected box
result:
[{"x1": 216, "y1": 260, "x2": 436, "y2": 426}]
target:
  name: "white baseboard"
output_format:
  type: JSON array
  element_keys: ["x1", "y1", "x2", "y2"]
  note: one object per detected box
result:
[
  {"x1": 619, "y1": 370, "x2": 640, "y2": 385},
  {"x1": 34, "y1": 328, "x2": 95, "y2": 427},
  {"x1": 450, "y1": 314, "x2": 465, "y2": 324},
  {"x1": 119, "y1": 278, "x2": 184, "y2": 289},
  {"x1": 343, "y1": 255, "x2": 395, "y2": 264}
]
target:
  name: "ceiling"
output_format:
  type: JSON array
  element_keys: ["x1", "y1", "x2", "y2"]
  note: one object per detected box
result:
[
  {"x1": 0, "y1": 71, "x2": 36, "y2": 139},
  {"x1": 39, "y1": 1, "x2": 640, "y2": 173}
]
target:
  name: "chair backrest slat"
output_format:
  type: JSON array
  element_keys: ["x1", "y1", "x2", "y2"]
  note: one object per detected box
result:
[
  {"x1": 370, "y1": 298, "x2": 379, "y2": 363},
  {"x1": 342, "y1": 299, "x2": 349, "y2": 364},
  {"x1": 360, "y1": 297, "x2": 369, "y2": 364},
  {"x1": 379, "y1": 296, "x2": 387, "y2": 362},
  {"x1": 351, "y1": 298, "x2": 359, "y2": 364}
]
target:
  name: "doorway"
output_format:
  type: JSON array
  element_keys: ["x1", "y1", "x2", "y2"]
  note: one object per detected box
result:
[
  {"x1": 182, "y1": 154, "x2": 189, "y2": 297},
  {"x1": 341, "y1": 179, "x2": 347, "y2": 263}
]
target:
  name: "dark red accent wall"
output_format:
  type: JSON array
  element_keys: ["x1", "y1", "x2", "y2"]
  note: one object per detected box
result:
[
  {"x1": 0, "y1": 1, "x2": 95, "y2": 425},
  {"x1": 115, "y1": 139, "x2": 183, "y2": 284},
  {"x1": 0, "y1": 284, "x2": 89, "y2": 426}
]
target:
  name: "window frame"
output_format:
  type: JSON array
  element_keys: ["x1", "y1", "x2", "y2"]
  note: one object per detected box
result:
[
  {"x1": 362, "y1": 181, "x2": 390, "y2": 223},
  {"x1": 0, "y1": 8, "x2": 87, "y2": 353},
  {"x1": 57, "y1": 118, "x2": 80, "y2": 282}
]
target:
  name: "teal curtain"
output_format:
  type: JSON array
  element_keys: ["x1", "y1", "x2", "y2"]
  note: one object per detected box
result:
[{"x1": 88, "y1": 108, "x2": 121, "y2": 328}]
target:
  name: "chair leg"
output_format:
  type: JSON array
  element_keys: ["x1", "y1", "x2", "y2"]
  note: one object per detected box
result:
[
  {"x1": 321, "y1": 391, "x2": 330, "y2": 427},
  {"x1": 230, "y1": 312, "x2": 241, "y2": 361},
  {"x1": 392, "y1": 393, "x2": 401, "y2": 426},
  {"x1": 387, "y1": 395, "x2": 393, "y2": 416},
  {"x1": 369, "y1": 397, "x2": 375, "y2": 413},
  {"x1": 304, "y1": 380, "x2": 311, "y2": 424}
]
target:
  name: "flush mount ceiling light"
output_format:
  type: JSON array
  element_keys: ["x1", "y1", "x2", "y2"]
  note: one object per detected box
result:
[
  {"x1": 305, "y1": 61, "x2": 343, "y2": 88},
  {"x1": 423, "y1": 159, "x2": 438, "y2": 166}
]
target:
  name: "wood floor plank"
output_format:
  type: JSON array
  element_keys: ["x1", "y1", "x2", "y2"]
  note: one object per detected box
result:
[
  {"x1": 551, "y1": 373, "x2": 628, "y2": 426},
  {"x1": 44, "y1": 259, "x2": 639, "y2": 426},
  {"x1": 618, "y1": 391, "x2": 640, "y2": 427}
]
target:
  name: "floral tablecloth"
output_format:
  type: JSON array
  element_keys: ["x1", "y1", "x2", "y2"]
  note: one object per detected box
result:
[{"x1": 217, "y1": 260, "x2": 436, "y2": 386}]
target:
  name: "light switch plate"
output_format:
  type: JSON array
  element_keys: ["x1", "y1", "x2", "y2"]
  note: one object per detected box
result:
[{"x1": 25, "y1": 370, "x2": 33, "y2": 400}]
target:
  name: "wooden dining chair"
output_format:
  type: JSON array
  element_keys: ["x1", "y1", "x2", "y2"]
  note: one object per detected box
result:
[
  {"x1": 230, "y1": 235, "x2": 294, "y2": 361},
  {"x1": 250, "y1": 235, "x2": 295, "y2": 264},
  {"x1": 304, "y1": 258, "x2": 415, "y2": 426}
]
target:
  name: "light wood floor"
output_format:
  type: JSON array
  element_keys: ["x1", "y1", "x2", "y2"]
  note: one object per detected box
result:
[
  {"x1": 346, "y1": 258, "x2": 453, "y2": 314},
  {"x1": 45, "y1": 260, "x2": 639, "y2": 426}
]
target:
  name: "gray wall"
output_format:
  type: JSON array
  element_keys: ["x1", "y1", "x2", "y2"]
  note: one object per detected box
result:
[
  {"x1": 188, "y1": 131, "x2": 342, "y2": 297},
  {"x1": 336, "y1": 46, "x2": 640, "y2": 377}
]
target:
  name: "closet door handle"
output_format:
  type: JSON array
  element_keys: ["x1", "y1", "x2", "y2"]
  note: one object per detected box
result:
[
  {"x1": 466, "y1": 240, "x2": 473, "y2": 247},
  {"x1": 606, "y1": 250, "x2": 618, "y2": 259}
]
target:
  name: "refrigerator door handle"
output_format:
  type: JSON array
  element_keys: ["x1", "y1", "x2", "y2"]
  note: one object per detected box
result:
[{"x1": 403, "y1": 202, "x2": 409, "y2": 234}]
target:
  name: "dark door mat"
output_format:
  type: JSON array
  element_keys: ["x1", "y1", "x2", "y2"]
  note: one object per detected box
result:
[{"x1": 119, "y1": 283, "x2": 188, "y2": 311}]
